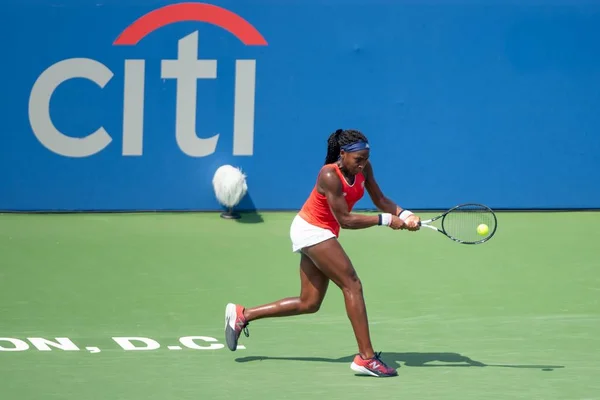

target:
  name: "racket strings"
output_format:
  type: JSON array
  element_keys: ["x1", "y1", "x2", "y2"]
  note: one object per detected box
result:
[{"x1": 441, "y1": 205, "x2": 497, "y2": 243}]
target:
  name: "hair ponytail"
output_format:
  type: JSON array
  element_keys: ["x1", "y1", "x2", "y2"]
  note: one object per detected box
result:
[{"x1": 324, "y1": 129, "x2": 343, "y2": 165}]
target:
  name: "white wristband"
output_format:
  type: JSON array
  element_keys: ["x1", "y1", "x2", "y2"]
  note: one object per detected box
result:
[
  {"x1": 398, "y1": 210, "x2": 413, "y2": 221},
  {"x1": 379, "y1": 213, "x2": 392, "y2": 226}
]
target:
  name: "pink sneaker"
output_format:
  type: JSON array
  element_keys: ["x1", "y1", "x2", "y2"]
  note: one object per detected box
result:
[
  {"x1": 350, "y1": 352, "x2": 398, "y2": 377},
  {"x1": 224, "y1": 303, "x2": 249, "y2": 351}
]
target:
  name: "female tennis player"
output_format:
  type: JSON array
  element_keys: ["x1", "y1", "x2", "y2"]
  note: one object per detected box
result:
[{"x1": 225, "y1": 129, "x2": 421, "y2": 377}]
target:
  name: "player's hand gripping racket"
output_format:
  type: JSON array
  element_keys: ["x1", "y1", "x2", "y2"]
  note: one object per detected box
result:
[{"x1": 418, "y1": 203, "x2": 497, "y2": 244}]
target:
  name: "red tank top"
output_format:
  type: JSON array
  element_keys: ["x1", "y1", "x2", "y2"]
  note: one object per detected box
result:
[{"x1": 298, "y1": 163, "x2": 366, "y2": 237}]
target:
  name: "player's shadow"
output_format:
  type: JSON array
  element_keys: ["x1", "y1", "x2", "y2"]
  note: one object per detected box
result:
[{"x1": 234, "y1": 352, "x2": 565, "y2": 371}]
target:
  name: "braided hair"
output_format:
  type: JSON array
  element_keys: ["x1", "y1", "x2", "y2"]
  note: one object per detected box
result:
[{"x1": 324, "y1": 129, "x2": 369, "y2": 165}]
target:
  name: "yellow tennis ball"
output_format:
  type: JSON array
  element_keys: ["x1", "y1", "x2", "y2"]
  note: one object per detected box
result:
[{"x1": 477, "y1": 224, "x2": 489, "y2": 236}]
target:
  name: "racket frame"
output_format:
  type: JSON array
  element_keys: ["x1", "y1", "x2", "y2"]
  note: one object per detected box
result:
[{"x1": 418, "y1": 203, "x2": 497, "y2": 244}]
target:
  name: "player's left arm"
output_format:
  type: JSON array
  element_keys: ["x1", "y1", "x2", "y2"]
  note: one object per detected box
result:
[{"x1": 363, "y1": 161, "x2": 420, "y2": 230}]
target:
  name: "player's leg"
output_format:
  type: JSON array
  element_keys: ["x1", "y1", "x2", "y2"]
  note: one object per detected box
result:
[
  {"x1": 302, "y1": 238, "x2": 373, "y2": 358},
  {"x1": 245, "y1": 253, "x2": 330, "y2": 321},
  {"x1": 302, "y1": 237, "x2": 398, "y2": 377},
  {"x1": 224, "y1": 252, "x2": 329, "y2": 351}
]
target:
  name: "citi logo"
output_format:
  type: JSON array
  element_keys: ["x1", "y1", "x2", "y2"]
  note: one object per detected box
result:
[{"x1": 28, "y1": 3, "x2": 268, "y2": 158}]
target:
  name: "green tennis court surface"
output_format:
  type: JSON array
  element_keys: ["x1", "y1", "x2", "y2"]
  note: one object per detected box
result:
[{"x1": 1, "y1": 211, "x2": 598, "y2": 399}]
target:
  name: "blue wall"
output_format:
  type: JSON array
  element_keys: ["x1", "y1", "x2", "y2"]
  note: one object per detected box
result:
[{"x1": 1, "y1": 0, "x2": 599, "y2": 211}]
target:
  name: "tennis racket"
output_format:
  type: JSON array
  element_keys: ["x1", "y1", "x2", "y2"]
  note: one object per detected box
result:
[{"x1": 418, "y1": 203, "x2": 497, "y2": 244}]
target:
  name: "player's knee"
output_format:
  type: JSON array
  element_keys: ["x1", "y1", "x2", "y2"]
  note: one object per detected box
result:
[
  {"x1": 301, "y1": 298, "x2": 322, "y2": 314},
  {"x1": 305, "y1": 301, "x2": 321, "y2": 314},
  {"x1": 342, "y1": 272, "x2": 363, "y2": 295}
]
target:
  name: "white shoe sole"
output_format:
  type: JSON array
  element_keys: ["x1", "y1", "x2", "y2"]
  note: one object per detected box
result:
[
  {"x1": 224, "y1": 303, "x2": 239, "y2": 351},
  {"x1": 350, "y1": 362, "x2": 379, "y2": 376}
]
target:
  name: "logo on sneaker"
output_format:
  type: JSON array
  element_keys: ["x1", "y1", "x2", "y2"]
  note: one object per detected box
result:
[{"x1": 369, "y1": 361, "x2": 380, "y2": 369}]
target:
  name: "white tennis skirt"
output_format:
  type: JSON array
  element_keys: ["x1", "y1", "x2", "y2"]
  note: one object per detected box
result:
[{"x1": 289, "y1": 214, "x2": 336, "y2": 253}]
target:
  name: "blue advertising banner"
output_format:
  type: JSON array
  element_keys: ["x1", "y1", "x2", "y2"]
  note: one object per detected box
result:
[{"x1": 1, "y1": 1, "x2": 599, "y2": 211}]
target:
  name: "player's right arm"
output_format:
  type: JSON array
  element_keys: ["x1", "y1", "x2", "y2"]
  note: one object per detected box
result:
[{"x1": 317, "y1": 166, "x2": 405, "y2": 230}]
